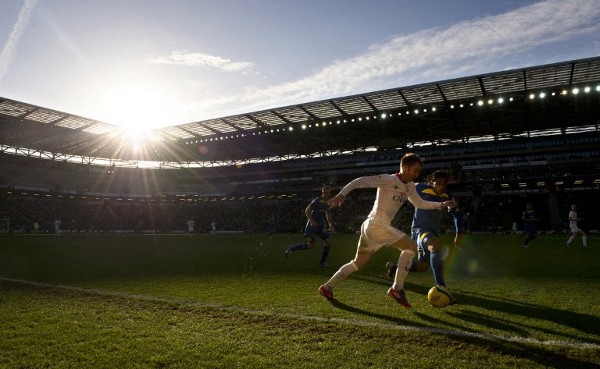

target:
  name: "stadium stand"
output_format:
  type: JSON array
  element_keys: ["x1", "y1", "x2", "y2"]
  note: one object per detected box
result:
[{"x1": 1, "y1": 57, "x2": 599, "y2": 234}]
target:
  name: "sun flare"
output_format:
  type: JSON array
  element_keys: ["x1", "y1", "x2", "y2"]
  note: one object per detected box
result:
[{"x1": 98, "y1": 85, "x2": 181, "y2": 134}]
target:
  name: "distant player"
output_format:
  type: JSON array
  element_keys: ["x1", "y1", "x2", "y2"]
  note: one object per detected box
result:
[
  {"x1": 187, "y1": 219, "x2": 195, "y2": 238},
  {"x1": 385, "y1": 170, "x2": 461, "y2": 304},
  {"x1": 566, "y1": 204, "x2": 588, "y2": 248},
  {"x1": 522, "y1": 202, "x2": 539, "y2": 248},
  {"x1": 284, "y1": 185, "x2": 335, "y2": 267},
  {"x1": 54, "y1": 219, "x2": 62, "y2": 235}
]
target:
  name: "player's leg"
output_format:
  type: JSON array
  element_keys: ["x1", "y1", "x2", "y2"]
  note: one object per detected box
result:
[
  {"x1": 567, "y1": 227, "x2": 577, "y2": 247},
  {"x1": 425, "y1": 236, "x2": 447, "y2": 288},
  {"x1": 523, "y1": 232, "x2": 529, "y2": 247},
  {"x1": 523, "y1": 228, "x2": 535, "y2": 247},
  {"x1": 318, "y1": 230, "x2": 332, "y2": 267},
  {"x1": 387, "y1": 229, "x2": 428, "y2": 278},
  {"x1": 319, "y1": 219, "x2": 380, "y2": 300},
  {"x1": 409, "y1": 229, "x2": 430, "y2": 272},
  {"x1": 387, "y1": 235, "x2": 416, "y2": 308},
  {"x1": 581, "y1": 230, "x2": 588, "y2": 247},
  {"x1": 285, "y1": 227, "x2": 315, "y2": 257},
  {"x1": 319, "y1": 236, "x2": 373, "y2": 300}
]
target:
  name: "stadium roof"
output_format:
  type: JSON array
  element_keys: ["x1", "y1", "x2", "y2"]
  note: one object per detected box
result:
[{"x1": 1, "y1": 56, "x2": 599, "y2": 166}]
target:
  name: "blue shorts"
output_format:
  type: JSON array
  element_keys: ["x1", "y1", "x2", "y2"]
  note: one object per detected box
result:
[
  {"x1": 524, "y1": 225, "x2": 537, "y2": 237},
  {"x1": 304, "y1": 224, "x2": 329, "y2": 243}
]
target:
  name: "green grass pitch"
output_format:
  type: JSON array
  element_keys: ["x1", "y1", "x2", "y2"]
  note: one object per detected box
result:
[{"x1": 1, "y1": 233, "x2": 599, "y2": 368}]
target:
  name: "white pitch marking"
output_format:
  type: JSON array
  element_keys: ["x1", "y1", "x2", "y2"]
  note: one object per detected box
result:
[{"x1": 2, "y1": 277, "x2": 599, "y2": 350}]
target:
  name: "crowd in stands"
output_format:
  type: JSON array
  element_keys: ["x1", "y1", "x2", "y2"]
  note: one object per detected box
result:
[
  {"x1": 1, "y1": 185, "x2": 597, "y2": 236},
  {"x1": 1, "y1": 131, "x2": 599, "y2": 235}
]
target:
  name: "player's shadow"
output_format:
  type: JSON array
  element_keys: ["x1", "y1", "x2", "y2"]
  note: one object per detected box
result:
[
  {"x1": 444, "y1": 290, "x2": 600, "y2": 345},
  {"x1": 326, "y1": 277, "x2": 600, "y2": 369},
  {"x1": 326, "y1": 298, "x2": 415, "y2": 326},
  {"x1": 349, "y1": 273, "x2": 600, "y2": 345}
]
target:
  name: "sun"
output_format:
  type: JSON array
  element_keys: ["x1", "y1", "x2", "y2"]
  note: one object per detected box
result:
[{"x1": 98, "y1": 85, "x2": 181, "y2": 135}]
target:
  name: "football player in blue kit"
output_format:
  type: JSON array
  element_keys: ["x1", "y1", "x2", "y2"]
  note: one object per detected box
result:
[
  {"x1": 285, "y1": 185, "x2": 335, "y2": 267},
  {"x1": 522, "y1": 202, "x2": 539, "y2": 248},
  {"x1": 386, "y1": 170, "x2": 462, "y2": 304}
]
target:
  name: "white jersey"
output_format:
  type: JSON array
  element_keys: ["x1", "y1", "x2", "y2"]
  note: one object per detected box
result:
[
  {"x1": 568, "y1": 210, "x2": 582, "y2": 233},
  {"x1": 568, "y1": 210, "x2": 578, "y2": 227},
  {"x1": 339, "y1": 173, "x2": 442, "y2": 225}
]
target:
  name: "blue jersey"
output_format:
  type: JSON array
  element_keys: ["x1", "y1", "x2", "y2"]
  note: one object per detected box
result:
[
  {"x1": 307, "y1": 196, "x2": 329, "y2": 229},
  {"x1": 522, "y1": 210, "x2": 537, "y2": 233},
  {"x1": 411, "y1": 183, "x2": 457, "y2": 236}
]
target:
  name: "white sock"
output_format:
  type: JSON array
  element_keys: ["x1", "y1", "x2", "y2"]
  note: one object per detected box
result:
[
  {"x1": 392, "y1": 249, "x2": 416, "y2": 290},
  {"x1": 567, "y1": 235, "x2": 575, "y2": 244},
  {"x1": 583, "y1": 236, "x2": 587, "y2": 247},
  {"x1": 324, "y1": 261, "x2": 359, "y2": 289}
]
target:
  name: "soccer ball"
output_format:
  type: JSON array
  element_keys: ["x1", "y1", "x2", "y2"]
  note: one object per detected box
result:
[{"x1": 427, "y1": 286, "x2": 451, "y2": 308}]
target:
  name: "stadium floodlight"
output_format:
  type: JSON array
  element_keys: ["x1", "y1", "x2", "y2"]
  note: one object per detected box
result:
[
  {"x1": 596, "y1": 85, "x2": 600, "y2": 91},
  {"x1": 414, "y1": 109, "x2": 419, "y2": 114},
  {"x1": 584, "y1": 86, "x2": 591, "y2": 93},
  {"x1": 487, "y1": 99, "x2": 493, "y2": 105},
  {"x1": 497, "y1": 97, "x2": 504, "y2": 104},
  {"x1": 381, "y1": 113, "x2": 387, "y2": 119},
  {"x1": 529, "y1": 93, "x2": 535, "y2": 100},
  {"x1": 539, "y1": 92, "x2": 546, "y2": 99},
  {"x1": 572, "y1": 88, "x2": 579, "y2": 95},
  {"x1": 432, "y1": 107, "x2": 436, "y2": 112}
]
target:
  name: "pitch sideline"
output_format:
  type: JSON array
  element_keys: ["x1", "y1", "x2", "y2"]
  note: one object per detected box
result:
[{"x1": 2, "y1": 277, "x2": 599, "y2": 350}]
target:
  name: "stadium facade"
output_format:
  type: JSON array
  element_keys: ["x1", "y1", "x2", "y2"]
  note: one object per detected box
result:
[{"x1": 1, "y1": 57, "x2": 599, "y2": 234}]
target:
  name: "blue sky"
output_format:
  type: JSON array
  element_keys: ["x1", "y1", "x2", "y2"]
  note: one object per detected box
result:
[{"x1": 1, "y1": 0, "x2": 599, "y2": 132}]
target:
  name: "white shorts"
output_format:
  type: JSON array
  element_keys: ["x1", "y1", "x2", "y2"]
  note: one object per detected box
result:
[
  {"x1": 356, "y1": 217, "x2": 408, "y2": 255},
  {"x1": 570, "y1": 224, "x2": 582, "y2": 234}
]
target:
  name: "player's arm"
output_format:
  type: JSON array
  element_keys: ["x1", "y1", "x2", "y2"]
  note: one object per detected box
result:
[
  {"x1": 408, "y1": 184, "x2": 453, "y2": 210},
  {"x1": 305, "y1": 202, "x2": 317, "y2": 227},
  {"x1": 328, "y1": 175, "x2": 388, "y2": 208},
  {"x1": 448, "y1": 202, "x2": 465, "y2": 249},
  {"x1": 326, "y1": 210, "x2": 335, "y2": 231}
]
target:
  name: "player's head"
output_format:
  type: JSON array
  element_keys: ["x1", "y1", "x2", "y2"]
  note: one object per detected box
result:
[
  {"x1": 429, "y1": 170, "x2": 449, "y2": 194},
  {"x1": 399, "y1": 153, "x2": 423, "y2": 181},
  {"x1": 321, "y1": 185, "x2": 332, "y2": 196},
  {"x1": 571, "y1": 204, "x2": 577, "y2": 211},
  {"x1": 526, "y1": 202, "x2": 533, "y2": 210}
]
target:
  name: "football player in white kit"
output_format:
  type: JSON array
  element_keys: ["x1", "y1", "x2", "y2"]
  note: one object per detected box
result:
[
  {"x1": 566, "y1": 204, "x2": 588, "y2": 248},
  {"x1": 319, "y1": 153, "x2": 455, "y2": 308}
]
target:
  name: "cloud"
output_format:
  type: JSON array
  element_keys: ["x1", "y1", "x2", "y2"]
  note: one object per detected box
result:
[
  {"x1": 0, "y1": 0, "x2": 38, "y2": 83},
  {"x1": 146, "y1": 51, "x2": 255, "y2": 72},
  {"x1": 186, "y1": 0, "x2": 600, "y2": 120}
]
